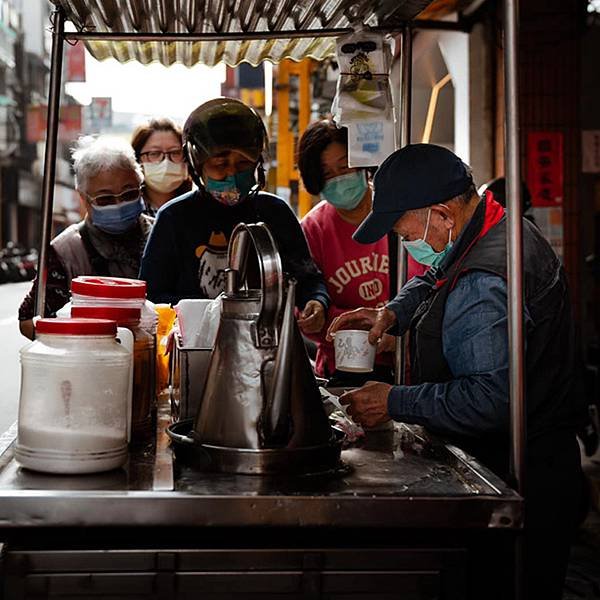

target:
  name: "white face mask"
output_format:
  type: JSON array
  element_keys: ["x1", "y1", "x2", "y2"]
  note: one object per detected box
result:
[{"x1": 143, "y1": 160, "x2": 187, "y2": 194}]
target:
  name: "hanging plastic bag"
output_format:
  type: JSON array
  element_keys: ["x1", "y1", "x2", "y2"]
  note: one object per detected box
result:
[
  {"x1": 332, "y1": 30, "x2": 394, "y2": 125},
  {"x1": 331, "y1": 30, "x2": 396, "y2": 167}
]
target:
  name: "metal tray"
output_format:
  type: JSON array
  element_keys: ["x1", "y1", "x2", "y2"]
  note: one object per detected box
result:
[
  {"x1": 167, "y1": 419, "x2": 346, "y2": 476},
  {"x1": 0, "y1": 395, "x2": 523, "y2": 530}
]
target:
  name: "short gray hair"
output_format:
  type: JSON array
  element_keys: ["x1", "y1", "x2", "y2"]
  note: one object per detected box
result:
[{"x1": 71, "y1": 135, "x2": 143, "y2": 193}]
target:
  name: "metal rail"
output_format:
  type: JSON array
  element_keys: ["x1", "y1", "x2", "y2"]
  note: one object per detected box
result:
[
  {"x1": 394, "y1": 25, "x2": 412, "y2": 386},
  {"x1": 34, "y1": 8, "x2": 65, "y2": 320},
  {"x1": 61, "y1": 20, "x2": 468, "y2": 43}
]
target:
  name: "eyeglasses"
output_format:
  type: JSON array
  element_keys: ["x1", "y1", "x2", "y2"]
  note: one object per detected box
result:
[
  {"x1": 139, "y1": 149, "x2": 185, "y2": 164},
  {"x1": 85, "y1": 186, "x2": 141, "y2": 207}
]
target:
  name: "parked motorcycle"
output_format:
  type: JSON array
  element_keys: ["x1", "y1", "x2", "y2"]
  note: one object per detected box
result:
[{"x1": 0, "y1": 242, "x2": 38, "y2": 284}]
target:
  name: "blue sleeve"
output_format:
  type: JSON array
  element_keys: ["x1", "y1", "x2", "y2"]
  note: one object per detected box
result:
[
  {"x1": 387, "y1": 271, "x2": 529, "y2": 438},
  {"x1": 139, "y1": 209, "x2": 181, "y2": 305},
  {"x1": 385, "y1": 269, "x2": 437, "y2": 335}
]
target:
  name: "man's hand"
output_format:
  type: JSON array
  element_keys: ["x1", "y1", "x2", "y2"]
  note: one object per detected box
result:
[
  {"x1": 339, "y1": 381, "x2": 392, "y2": 429},
  {"x1": 376, "y1": 332, "x2": 397, "y2": 354},
  {"x1": 326, "y1": 307, "x2": 397, "y2": 345},
  {"x1": 298, "y1": 300, "x2": 326, "y2": 334}
]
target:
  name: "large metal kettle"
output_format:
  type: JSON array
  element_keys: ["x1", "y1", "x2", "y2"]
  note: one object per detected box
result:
[{"x1": 193, "y1": 222, "x2": 332, "y2": 450}]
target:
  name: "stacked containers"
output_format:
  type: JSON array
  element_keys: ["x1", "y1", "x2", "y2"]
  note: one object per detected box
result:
[
  {"x1": 70, "y1": 277, "x2": 155, "y2": 442},
  {"x1": 17, "y1": 318, "x2": 131, "y2": 474}
]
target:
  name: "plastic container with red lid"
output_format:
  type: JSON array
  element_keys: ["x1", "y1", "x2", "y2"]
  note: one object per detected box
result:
[
  {"x1": 70, "y1": 306, "x2": 154, "y2": 442},
  {"x1": 17, "y1": 317, "x2": 132, "y2": 474},
  {"x1": 70, "y1": 306, "x2": 141, "y2": 325},
  {"x1": 69, "y1": 276, "x2": 157, "y2": 337},
  {"x1": 35, "y1": 317, "x2": 117, "y2": 336},
  {"x1": 71, "y1": 276, "x2": 146, "y2": 300}
]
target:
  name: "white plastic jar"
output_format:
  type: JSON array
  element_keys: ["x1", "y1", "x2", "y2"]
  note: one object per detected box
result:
[
  {"x1": 70, "y1": 276, "x2": 157, "y2": 332},
  {"x1": 16, "y1": 318, "x2": 132, "y2": 474}
]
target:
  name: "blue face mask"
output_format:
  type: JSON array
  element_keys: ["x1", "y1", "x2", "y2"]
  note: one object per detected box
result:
[
  {"x1": 321, "y1": 170, "x2": 368, "y2": 211},
  {"x1": 402, "y1": 208, "x2": 453, "y2": 267},
  {"x1": 205, "y1": 168, "x2": 257, "y2": 206},
  {"x1": 89, "y1": 198, "x2": 143, "y2": 235}
]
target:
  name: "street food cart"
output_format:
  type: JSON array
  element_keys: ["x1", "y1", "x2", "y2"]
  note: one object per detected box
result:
[{"x1": 0, "y1": 1, "x2": 527, "y2": 598}]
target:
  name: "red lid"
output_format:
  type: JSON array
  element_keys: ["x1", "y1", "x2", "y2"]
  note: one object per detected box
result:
[
  {"x1": 71, "y1": 276, "x2": 147, "y2": 299},
  {"x1": 71, "y1": 306, "x2": 141, "y2": 324},
  {"x1": 35, "y1": 318, "x2": 117, "y2": 336}
]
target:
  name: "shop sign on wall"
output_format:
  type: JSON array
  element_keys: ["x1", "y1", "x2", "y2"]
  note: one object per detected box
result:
[{"x1": 527, "y1": 131, "x2": 564, "y2": 207}]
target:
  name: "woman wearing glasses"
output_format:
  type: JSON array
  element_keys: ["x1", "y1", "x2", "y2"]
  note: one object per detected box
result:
[
  {"x1": 18, "y1": 136, "x2": 154, "y2": 339},
  {"x1": 131, "y1": 118, "x2": 191, "y2": 217}
]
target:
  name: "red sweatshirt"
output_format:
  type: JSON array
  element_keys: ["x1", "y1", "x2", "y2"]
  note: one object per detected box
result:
[{"x1": 301, "y1": 200, "x2": 392, "y2": 377}]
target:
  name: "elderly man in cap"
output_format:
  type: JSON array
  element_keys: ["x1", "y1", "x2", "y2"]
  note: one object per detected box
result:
[{"x1": 328, "y1": 144, "x2": 586, "y2": 599}]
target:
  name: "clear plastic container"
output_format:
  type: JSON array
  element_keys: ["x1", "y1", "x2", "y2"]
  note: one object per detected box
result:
[
  {"x1": 16, "y1": 318, "x2": 131, "y2": 474},
  {"x1": 70, "y1": 276, "x2": 147, "y2": 309},
  {"x1": 70, "y1": 276, "x2": 157, "y2": 414},
  {"x1": 72, "y1": 306, "x2": 155, "y2": 442}
]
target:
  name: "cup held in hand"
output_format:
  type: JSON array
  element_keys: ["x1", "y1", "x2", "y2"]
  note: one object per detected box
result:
[{"x1": 333, "y1": 329, "x2": 376, "y2": 373}]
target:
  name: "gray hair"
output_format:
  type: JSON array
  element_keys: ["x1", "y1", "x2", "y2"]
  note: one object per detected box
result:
[{"x1": 71, "y1": 135, "x2": 143, "y2": 193}]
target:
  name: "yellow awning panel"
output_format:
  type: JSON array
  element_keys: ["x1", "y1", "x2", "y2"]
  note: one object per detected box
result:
[{"x1": 50, "y1": 0, "x2": 435, "y2": 67}]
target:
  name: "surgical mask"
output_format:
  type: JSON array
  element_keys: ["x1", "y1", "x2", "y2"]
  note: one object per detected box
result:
[
  {"x1": 143, "y1": 160, "x2": 187, "y2": 194},
  {"x1": 402, "y1": 208, "x2": 453, "y2": 267},
  {"x1": 89, "y1": 198, "x2": 143, "y2": 235},
  {"x1": 321, "y1": 170, "x2": 368, "y2": 210},
  {"x1": 205, "y1": 168, "x2": 257, "y2": 206}
]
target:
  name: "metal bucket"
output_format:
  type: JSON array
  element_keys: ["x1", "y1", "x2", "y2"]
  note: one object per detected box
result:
[{"x1": 169, "y1": 334, "x2": 212, "y2": 423}]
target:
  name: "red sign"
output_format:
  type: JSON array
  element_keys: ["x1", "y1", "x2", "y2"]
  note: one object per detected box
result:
[
  {"x1": 527, "y1": 131, "x2": 564, "y2": 207},
  {"x1": 66, "y1": 42, "x2": 86, "y2": 82},
  {"x1": 26, "y1": 105, "x2": 83, "y2": 143}
]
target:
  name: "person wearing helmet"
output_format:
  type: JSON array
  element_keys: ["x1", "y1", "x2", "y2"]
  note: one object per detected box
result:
[{"x1": 139, "y1": 97, "x2": 329, "y2": 334}]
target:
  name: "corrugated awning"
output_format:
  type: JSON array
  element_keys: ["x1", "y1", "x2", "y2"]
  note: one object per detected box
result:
[{"x1": 50, "y1": 0, "x2": 435, "y2": 67}]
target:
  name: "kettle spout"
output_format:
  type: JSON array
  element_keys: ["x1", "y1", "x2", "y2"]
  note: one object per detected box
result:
[{"x1": 263, "y1": 278, "x2": 296, "y2": 444}]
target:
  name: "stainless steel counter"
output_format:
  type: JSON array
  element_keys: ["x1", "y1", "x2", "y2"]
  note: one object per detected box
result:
[{"x1": 0, "y1": 397, "x2": 522, "y2": 531}]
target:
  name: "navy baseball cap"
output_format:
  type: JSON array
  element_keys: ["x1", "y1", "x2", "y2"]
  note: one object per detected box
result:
[{"x1": 353, "y1": 144, "x2": 473, "y2": 244}]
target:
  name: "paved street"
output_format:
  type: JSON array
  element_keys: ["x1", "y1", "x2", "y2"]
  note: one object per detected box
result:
[{"x1": 0, "y1": 282, "x2": 31, "y2": 435}]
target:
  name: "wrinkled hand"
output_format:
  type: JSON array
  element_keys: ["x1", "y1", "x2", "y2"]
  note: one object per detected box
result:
[
  {"x1": 339, "y1": 381, "x2": 392, "y2": 429},
  {"x1": 326, "y1": 306, "x2": 397, "y2": 345},
  {"x1": 376, "y1": 333, "x2": 397, "y2": 354},
  {"x1": 298, "y1": 300, "x2": 326, "y2": 334}
]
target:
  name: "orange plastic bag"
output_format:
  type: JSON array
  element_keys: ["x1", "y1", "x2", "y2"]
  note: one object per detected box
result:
[{"x1": 155, "y1": 304, "x2": 177, "y2": 393}]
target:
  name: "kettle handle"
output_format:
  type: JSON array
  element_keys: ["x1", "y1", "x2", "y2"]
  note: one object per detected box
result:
[{"x1": 228, "y1": 222, "x2": 283, "y2": 348}]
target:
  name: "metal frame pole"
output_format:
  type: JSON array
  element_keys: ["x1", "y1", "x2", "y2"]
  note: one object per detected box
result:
[
  {"x1": 394, "y1": 25, "x2": 412, "y2": 385},
  {"x1": 503, "y1": 1, "x2": 525, "y2": 595},
  {"x1": 34, "y1": 8, "x2": 65, "y2": 319},
  {"x1": 504, "y1": 0, "x2": 525, "y2": 498}
]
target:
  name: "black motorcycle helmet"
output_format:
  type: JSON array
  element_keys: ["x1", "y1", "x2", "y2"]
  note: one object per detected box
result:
[{"x1": 183, "y1": 97, "x2": 268, "y2": 189}]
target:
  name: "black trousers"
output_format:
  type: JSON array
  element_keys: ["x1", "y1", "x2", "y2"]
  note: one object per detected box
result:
[{"x1": 524, "y1": 433, "x2": 588, "y2": 599}]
